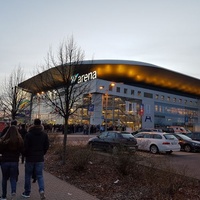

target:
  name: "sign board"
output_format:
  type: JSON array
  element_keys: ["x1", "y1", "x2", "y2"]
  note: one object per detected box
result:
[{"x1": 88, "y1": 104, "x2": 94, "y2": 112}]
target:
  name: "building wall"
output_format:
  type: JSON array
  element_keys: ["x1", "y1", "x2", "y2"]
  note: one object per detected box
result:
[
  {"x1": 88, "y1": 79, "x2": 199, "y2": 131},
  {"x1": 30, "y1": 78, "x2": 199, "y2": 131}
]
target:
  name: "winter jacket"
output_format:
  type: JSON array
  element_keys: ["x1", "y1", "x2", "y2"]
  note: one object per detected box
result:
[
  {"x1": 24, "y1": 125, "x2": 49, "y2": 162},
  {"x1": 1, "y1": 149, "x2": 22, "y2": 162},
  {"x1": 0, "y1": 138, "x2": 23, "y2": 162}
]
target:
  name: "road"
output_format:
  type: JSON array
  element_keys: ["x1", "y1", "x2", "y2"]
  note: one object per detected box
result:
[{"x1": 136, "y1": 151, "x2": 200, "y2": 180}]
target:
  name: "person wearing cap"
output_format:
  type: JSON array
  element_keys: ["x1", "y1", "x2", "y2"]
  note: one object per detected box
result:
[{"x1": 21, "y1": 119, "x2": 49, "y2": 200}]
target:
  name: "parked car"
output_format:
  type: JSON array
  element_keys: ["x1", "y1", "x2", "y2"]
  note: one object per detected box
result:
[
  {"x1": 131, "y1": 128, "x2": 163, "y2": 135},
  {"x1": 172, "y1": 133, "x2": 200, "y2": 152},
  {"x1": 87, "y1": 131, "x2": 138, "y2": 153},
  {"x1": 133, "y1": 131, "x2": 180, "y2": 154},
  {"x1": 169, "y1": 126, "x2": 190, "y2": 134},
  {"x1": 185, "y1": 132, "x2": 200, "y2": 142},
  {"x1": 161, "y1": 127, "x2": 175, "y2": 133}
]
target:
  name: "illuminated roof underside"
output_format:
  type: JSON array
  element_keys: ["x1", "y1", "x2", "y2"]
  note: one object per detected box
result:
[{"x1": 18, "y1": 60, "x2": 200, "y2": 97}]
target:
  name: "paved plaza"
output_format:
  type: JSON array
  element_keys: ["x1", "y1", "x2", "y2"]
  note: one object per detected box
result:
[{"x1": 0, "y1": 152, "x2": 99, "y2": 200}]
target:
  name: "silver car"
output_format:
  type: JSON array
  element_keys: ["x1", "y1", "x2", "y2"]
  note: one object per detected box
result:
[{"x1": 134, "y1": 131, "x2": 180, "y2": 154}]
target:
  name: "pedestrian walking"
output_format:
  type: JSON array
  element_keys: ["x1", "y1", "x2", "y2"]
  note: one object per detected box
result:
[
  {"x1": 19, "y1": 124, "x2": 28, "y2": 164},
  {"x1": 22, "y1": 118, "x2": 49, "y2": 200},
  {"x1": 0, "y1": 125, "x2": 24, "y2": 200}
]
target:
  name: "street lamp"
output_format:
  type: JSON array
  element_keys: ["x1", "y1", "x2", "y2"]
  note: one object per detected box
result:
[{"x1": 100, "y1": 83, "x2": 115, "y2": 131}]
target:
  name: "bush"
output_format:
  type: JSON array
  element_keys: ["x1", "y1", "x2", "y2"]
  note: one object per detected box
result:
[
  {"x1": 68, "y1": 145, "x2": 93, "y2": 171},
  {"x1": 45, "y1": 142, "x2": 199, "y2": 199},
  {"x1": 48, "y1": 133, "x2": 62, "y2": 147},
  {"x1": 111, "y1": 150, "x2": 138, "y2": 175}
]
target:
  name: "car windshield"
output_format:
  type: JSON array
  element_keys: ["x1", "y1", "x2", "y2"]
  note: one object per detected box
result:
[
  {"x1": 121, "y1": 133, "x2": 134, "y2": 139},
  {"x1": 164, "y1": 134, "x2": 177, "y2": 140},
  {"x1": 177, "y1": 134, "x2": 192, "y2": 140}
]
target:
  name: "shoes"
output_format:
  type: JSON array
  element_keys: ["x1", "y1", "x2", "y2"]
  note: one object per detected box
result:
[
  {"x1": 21, "y1": 192, "x2": 30, "y2": 198},
  {"x1": 1, "y1": 197, "x2": 7, "y2": 200},
  {"x1": 11, "y1": 193, "x2": 16, "y2": 200},
  {"x1": 40, "y1": 191, "x2": 46, "y2": 200},
  {"x1": 32, "y1": 178, "x2": 37, "y2": 183}
]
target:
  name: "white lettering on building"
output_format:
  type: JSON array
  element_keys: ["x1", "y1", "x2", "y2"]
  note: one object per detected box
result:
[{"x1": 71, "y1": 71, "x2": 97, "y2": 84}]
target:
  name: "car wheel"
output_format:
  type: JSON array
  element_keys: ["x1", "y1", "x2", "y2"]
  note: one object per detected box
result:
[
  {"x1": 184, "y1": 144, "x2": 192, "y2": 152},
  {"x1": 150, "y1": 145, "x2": 159, "y2": 154}
]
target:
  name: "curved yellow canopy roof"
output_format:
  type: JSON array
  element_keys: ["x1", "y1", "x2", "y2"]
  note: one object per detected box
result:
[{"x1": 18, "y1": 60, "x2": 200, "y2": 97}]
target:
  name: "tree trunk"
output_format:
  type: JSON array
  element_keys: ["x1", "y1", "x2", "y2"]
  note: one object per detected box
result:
[{"x1": 62, "y1": 118, "x2": 68, "y2": 164}]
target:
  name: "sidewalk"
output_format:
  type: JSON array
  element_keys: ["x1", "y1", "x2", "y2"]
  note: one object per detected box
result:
[{"x1": 0, "y1": 162, "x2": 99, "y2": 200}]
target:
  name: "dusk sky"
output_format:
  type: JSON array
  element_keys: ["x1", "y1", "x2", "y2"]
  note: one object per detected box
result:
[{"x1": 1, "y1": 0, "x2": 200, "y2": 82}]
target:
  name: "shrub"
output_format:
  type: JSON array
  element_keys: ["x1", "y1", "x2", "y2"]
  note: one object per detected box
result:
[
  {"x1": 68, "y1": 145, "x2": 93, "y2": 171},
  {"x1": 111, "y1": 149, "x2": 139, "y2": 175},
  {"x1": 48, "y1": 133, "x2": 62, "y2": 147}
]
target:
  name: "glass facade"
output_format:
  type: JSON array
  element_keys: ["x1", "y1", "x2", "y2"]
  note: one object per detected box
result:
[
  {"x1": 154, "y1": 102, "x2": 198, "y2": 128},
  {"x1": 29, "y1": 79, "x2": 199, "y2": 132}
]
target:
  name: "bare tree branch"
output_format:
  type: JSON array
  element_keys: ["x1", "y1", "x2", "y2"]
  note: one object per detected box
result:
[
  {"x1": 0, "y1": 66, "x2": 31, "y2": 120},
  {"x1": 31, "y1": 36, "x2": 90, "y2": 164}
]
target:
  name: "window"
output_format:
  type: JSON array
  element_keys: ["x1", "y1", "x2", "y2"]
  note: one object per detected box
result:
[
  {"x1": 173, "y1": 98, "x2": 176, "y2": 103},
  {"x1": 153, "y1": 134, "x2": 162, "y2": 139},
  {"x1": 138, "y1": 91, "x2": 141, "y2": 96},
  {"x1": 99, "y1": 132, "x2": 108, "y2": 138},
  {"x1": 144, "y1": 92, "x2": 153, "y2": 98},
  {"x1": 116, "y1": 87, "x2": 120, "y2": 93},
  {"x1": 135, "y1": 133, "x2": 144, "y2": 138},
  {"x1": 155, "y1": 105, "x2": 158, "y2": 112},
  {"x1": 155, "y1": 94, "x2": 159, "y2": 99},
  {"x1": 131, "y1": 90, "x2": 134, "y2": 95},
  {"x1": 107, "y1": 132, "x2": 115, "y2": 139},
  {"x1": 161, "y1": 95, "x2": 164, "y2": 101},
  {"x1": 144, "y1": 134, "x2": 152, "y2": 138},
  {"x1": 167, "y1": 97, "x2": 170, "y2": 102},
  {"x1": 124, "y1": 88, "x2": 127, "y2": 94}
]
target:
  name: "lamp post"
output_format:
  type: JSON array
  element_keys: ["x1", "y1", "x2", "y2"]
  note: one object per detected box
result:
[
  {"x1": 100, "y1": 83, "x2": 115, "y2": 131},
  {"x1": 36, "y1": 92, "x2": 44, "y2": 119}
]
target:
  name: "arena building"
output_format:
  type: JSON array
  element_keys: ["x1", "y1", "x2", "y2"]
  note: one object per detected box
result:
[{"x1": 18, "y1": 60, "x2": 200, "y2": 131}]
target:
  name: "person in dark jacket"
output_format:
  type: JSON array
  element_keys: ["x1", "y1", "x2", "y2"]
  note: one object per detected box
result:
[
  {"x1": 0, "y1": 125, "x2": 24, "y2": 200},
  {"x1": 22, "y1": 118, "x2": 49, "y2": 200}
]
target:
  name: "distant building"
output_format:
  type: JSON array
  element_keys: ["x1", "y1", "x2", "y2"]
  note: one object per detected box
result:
[{"x1": 18, "y1": 60, "x2": 200, "y2": 131}]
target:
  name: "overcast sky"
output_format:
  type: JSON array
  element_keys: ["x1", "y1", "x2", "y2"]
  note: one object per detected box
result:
[{"x1": 1, "y1": 0, "x2": 200, "y2": 82}]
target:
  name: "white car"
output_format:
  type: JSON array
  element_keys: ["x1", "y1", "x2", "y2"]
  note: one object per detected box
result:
[{"x1": 134, "y1": 131, "x2": 180, "y2": 154}]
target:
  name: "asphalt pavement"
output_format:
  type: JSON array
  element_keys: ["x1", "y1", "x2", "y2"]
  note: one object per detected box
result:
[{"x1": 0, "y1": 132, "x2": 99, "y2": 200}]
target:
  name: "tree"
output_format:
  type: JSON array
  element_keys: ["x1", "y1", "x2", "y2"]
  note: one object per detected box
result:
[
  {"x1": 0, "y1": 66, "x2": 31, "y2": 121},
  {"x1": 32, "y1": 36, "x2": 90, "y2": 164}
]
